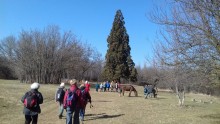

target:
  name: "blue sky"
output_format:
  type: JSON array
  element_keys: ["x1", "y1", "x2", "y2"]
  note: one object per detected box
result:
[{"x1": 0, "y1": 0, "x2": 161, "y2": 67}]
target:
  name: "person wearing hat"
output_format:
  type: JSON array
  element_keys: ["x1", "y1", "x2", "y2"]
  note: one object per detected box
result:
[
  {"x1": 21, "y1": 82, "x2": 43, "y2": 124},
  {"x1": 79, "y1": 84, "x2": 92, "y2": 122},
  {"x1": 85, "y1": 80, "x2": 90, "y2": 91},
  {"x1": 55, "y1": 82, "x2": 66, "y2": 119},
  {"x1": 63, "y1": 79, "x2": 82, "y2": 124}
]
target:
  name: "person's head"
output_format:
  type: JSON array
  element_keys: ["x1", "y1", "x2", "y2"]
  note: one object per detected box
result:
[
  {"x1": 31, "y1": 82, "x2": 40, "y2": 90},
  {"x1": 69, "y1": 79, "x2": 77, "y2": 85},
  {"x1": 60, "y1": 82, "x2": 65, "y2": 88},
  {"x1": 85, "y1": 80, "x2": 88, "y2": 84}
]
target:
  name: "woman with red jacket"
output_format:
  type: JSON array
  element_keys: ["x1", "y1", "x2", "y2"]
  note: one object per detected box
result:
[
  {"x1": 85, "y1": 80, "x2": 90, "y2": 91},
  {"x1": 79, "y1": 84, "x2": 92, "y2": 122}
]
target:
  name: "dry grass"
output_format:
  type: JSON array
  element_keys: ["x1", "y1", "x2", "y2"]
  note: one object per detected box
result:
[{"x1": 1, "y1": 80, "x2": 220, "y2": 124}]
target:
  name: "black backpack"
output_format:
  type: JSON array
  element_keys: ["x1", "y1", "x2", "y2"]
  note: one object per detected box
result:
[
  {"x1": 24, "y1": 91, "x2": 38, "y2": 109},
  {"x1": 56, "y1": 88, "x2": 65, "y2": 102},
  {"x1": 81, "y1": 89, "x2": 87, "y2": 102}
]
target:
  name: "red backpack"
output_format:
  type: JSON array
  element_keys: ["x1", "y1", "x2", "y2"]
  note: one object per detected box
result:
[{"x1": 24, "y1": 91, "x2": 38, "y2": 109}]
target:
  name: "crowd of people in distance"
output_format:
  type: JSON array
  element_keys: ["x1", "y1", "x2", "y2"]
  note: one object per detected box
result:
[{"x1": 95, "y1": 80, "x2": 121, "y2": 92}]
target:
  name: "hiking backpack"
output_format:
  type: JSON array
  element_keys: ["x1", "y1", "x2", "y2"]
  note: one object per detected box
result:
[
  {"x1": 144, "y1": 88, "x2": 148, "y2": 93},
  {"x1": 56, "y1": 88, "x2": 65, "y2": 102},
  {"x1": 24, "y1": 91, "x2": 38, "y2": 109},
  {"x1": 81, "y1": 89, "x2": 87, "y2": 103},
  {"x1": 66, "y1": 89, "x2": 77, "y2": 108}
]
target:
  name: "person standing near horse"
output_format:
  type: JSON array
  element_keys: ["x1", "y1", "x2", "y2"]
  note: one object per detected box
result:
[
  {"x1": 118, "y1": 82, "x2": 122, "y2": 96},
  {"x1": 95, "y1": 82, "x2": 100, "y2": 92},
  {"x1": 21, "y1": 82, "x2": 43, "y2": 124},
  {"x1": 55, "y1": 82, "x2": 66, "y2": 119},
  {"x1": 106, "y1": 81, "x2": 110, "y2": 92},
  {"x1": 144, "y1": 84, "x2": 157, "y2": 98},
  {"x1": 99, "y1": 83, "x2": 103, "y2": 92},
  {"x1": 103, "y1": 81, "x2": 106, "y2": 92},
  {"x1": 115, "y1": 82, "x2": 118, "y2": 92},
  {"x1": 110, "y1": 81, "x2": 114, "y2": 92},
  {"x1": 63, "y1": 79, "x2": 82, "y2": 124},
  {"x1": 79, "y1": 84, "x2": 92, "y2": 122}
]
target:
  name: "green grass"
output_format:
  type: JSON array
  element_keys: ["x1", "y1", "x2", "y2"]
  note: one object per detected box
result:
[{"x1": 0, "y1": 79, "x2": 220, "y2": 124}]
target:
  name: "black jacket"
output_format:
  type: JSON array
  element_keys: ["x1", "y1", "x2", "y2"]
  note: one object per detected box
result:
[{"x1": 21, "y1": 89, "x2": 43, "y2": 115}]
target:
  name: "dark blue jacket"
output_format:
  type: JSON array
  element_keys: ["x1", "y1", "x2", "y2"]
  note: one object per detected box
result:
[
  {"x1": 21, "y1": 89, "x2": 43, "y2": 115},
  {"x1": 95, "y1": 83, "x2": 100, "y2": 89}
]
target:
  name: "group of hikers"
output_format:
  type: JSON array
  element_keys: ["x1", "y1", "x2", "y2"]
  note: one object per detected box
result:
[
  {"x1": 95, "y1": 81, "x2": 121, "y2": 92},
  {"x1": 21, "y1": 79, "x2": 158, "y2": 124},
  {"x1": 21, "y1": 79, "x2": 92, "y2": 124},
  {"x1": 144, "y1": 84, "x2": 157, "y2": 98}
]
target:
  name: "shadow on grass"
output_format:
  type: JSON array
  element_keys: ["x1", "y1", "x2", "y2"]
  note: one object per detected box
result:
[
  {"x1": 199, "y1": 113, "x2": 220, "y2": 124},
  {"x1": 144, "y1": 97, "x2": 167, "y2": 100},
  {"x1": 127, "y1": 96, "x2": 142, "y2": 97},
  {"x1": 85, "y1": 113, "x2": 106, "y2": 116},
  {"x1": 200, "y1": 113, "x2": 220, "y2": 120},
  {"x1": 94, "y1": 100, "x2": 112, "y2": 102},
  {"x1": 84, "y1": 113, "x2": 124, "y2": 121}
]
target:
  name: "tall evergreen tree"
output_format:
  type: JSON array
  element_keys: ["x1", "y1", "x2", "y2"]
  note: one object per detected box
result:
[{"x1": 102, "y1": 10, "x2": 137, "y2": 82}]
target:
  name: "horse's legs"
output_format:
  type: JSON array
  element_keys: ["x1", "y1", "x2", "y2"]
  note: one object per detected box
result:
[{"x1": 128, "y1": 89, "x2": 132, "y2": 97}]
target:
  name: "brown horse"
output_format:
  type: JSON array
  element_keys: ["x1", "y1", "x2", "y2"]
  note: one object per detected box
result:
[{"x1": 120, "y1": 85, "x2": 138, "y2": 97}]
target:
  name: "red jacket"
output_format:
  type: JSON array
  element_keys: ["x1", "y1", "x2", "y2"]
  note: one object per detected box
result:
[
  {"x1": 80, "y1": 86, "x2": 91, "y2": 108},
  {"x1": 85, "y1": 83, "x2": 90, "y2": 91},
  {"x1": 63, "y1": 85, "x2": 82, "y2": 109}
]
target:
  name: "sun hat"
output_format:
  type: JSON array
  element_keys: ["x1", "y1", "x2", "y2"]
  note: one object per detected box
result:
[
  {"x1": 60, "y1": 82, "x2": 65, "y2": 87},
  {"x1": 69, "y1": 79, "x2": 77, "y2": 85}
]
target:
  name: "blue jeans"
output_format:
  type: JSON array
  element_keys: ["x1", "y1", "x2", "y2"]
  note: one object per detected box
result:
[
  {"x1": 59, "y1": 103, "x2": 64, "y2": 116},
  {"x1": 79, "y1": 108, "x2": 85, "y2": 121},
  {"x1": 66, "y1": 107, "x2": 80, "y2": 124}
]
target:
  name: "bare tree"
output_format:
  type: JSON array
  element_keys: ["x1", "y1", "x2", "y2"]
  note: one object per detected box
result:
[
  {"x1": 0, "y1": 25, "x2": 103, "y2": 83},
  {"x1": 149, "y1": 0, "x2": 220, "y2": 104}
]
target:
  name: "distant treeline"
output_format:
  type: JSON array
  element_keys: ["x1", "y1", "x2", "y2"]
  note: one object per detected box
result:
[{"x1": 0, "y1": 25, "x2": 102, "y2": 84}]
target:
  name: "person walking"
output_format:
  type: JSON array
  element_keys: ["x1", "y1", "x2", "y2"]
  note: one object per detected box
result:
[
  {"x1": 100, "y1": 83, "x2": 103, "y2": 92},
  {"x1": 106, "y1": 81, "x2": 110, "y2": 92},
  {"x1": 95, "y1": 82, "x2": 100, "y2": 92},
  {"x1": 79, "y1": 84, "x2": 92, "y2": 122},
  {"x1": 85, "y1": 80, "x2": 90, "y2": 91},
  {"x1": 55, "y1": 82, "x2": 66, "y2": 119},
  {"x1": 63, "y1": 79, "x2": 82, "y2": 124},
  {"x1": 115, "y1": 82, "x2": 118, "y2": 92},
  {"x1": 21, "y1": 82, "x2": 43, "y2": 124}
]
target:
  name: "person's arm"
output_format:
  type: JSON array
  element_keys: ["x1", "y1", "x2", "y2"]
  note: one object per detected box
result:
[
  {"x1": 87, "y1": 92, "x2": 91, "y2": 103},
  {"x1": 55, "y1": 89, "x2": 58, "y2": 102},
  {"x1": 37, "y1": 92, "x2": 43, "y2": 104},
  {"x1": 21, "y1": 92, "x2": 28, "y2": 103},
  {"x1": 63, "y1": 90, "x2": 68, "y2": 109}
]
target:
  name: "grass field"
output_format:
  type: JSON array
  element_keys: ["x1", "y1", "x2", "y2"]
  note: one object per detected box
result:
[{"x1": 1, "y1": 79, "x2": 220, "y2": 124}]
